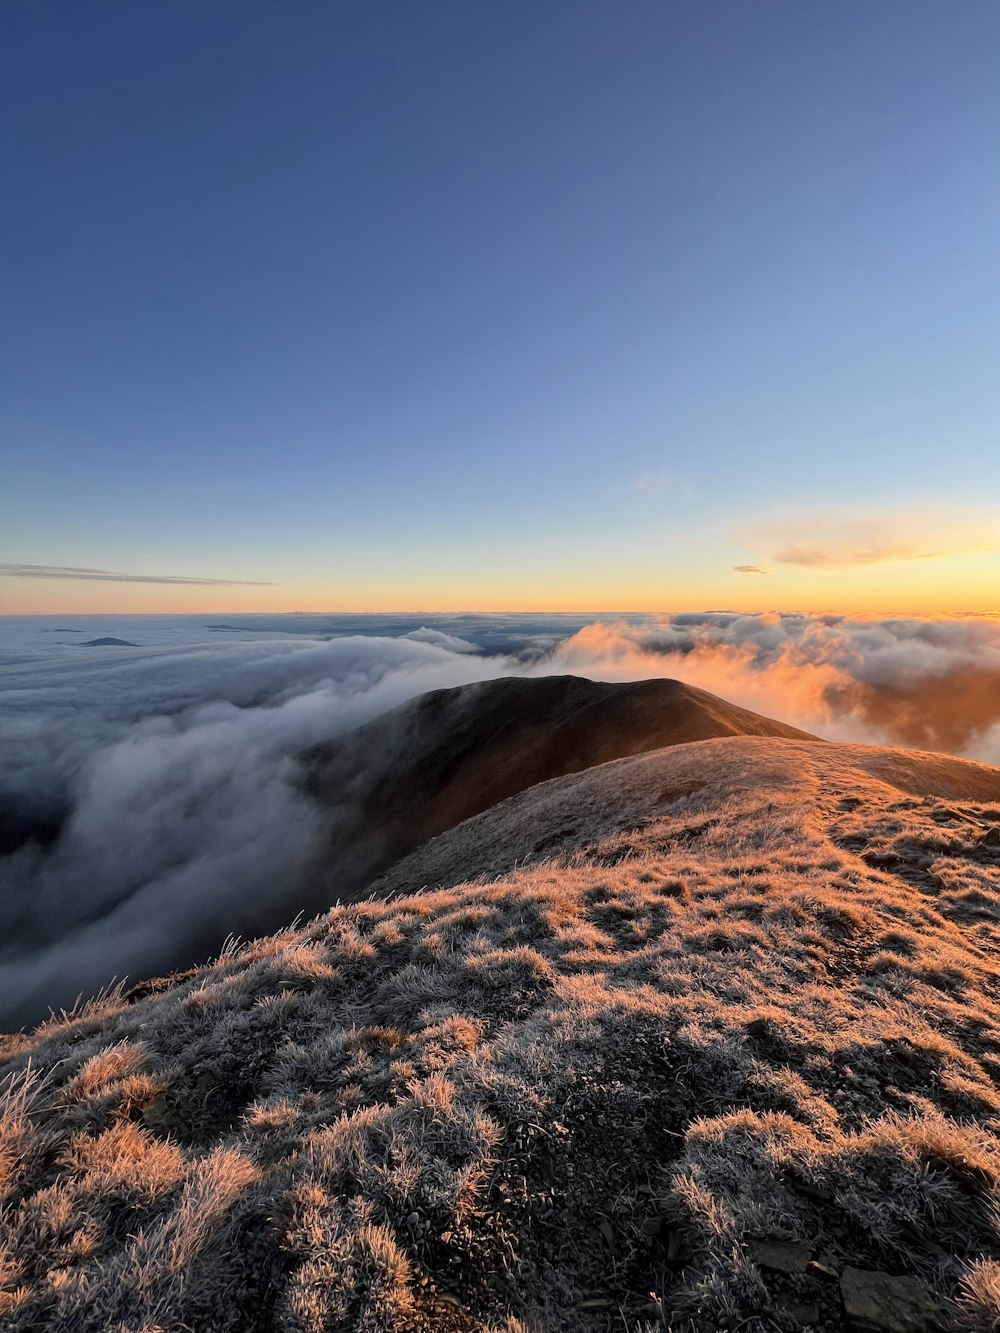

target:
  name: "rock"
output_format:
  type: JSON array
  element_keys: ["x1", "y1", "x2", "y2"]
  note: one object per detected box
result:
[
  {"x1": 840, "y1": 1266, "x2": 943, "y2": 1332},
  {"x1": 774, "y1": 1295, "x2": 821, "y2": 1325},
  {"x1": 981, "y1": 825, "x2": 1000, "y2": 847},
  {"x1": 808, "y1": 1258, "x2": 840, "y2": 1280},
  {"x1": 786, "y1": 1170, "x2": 834, "y2": 1203},
  {"x1": 745, "y1": 1237, "x2": 813, "y2": 1273}
]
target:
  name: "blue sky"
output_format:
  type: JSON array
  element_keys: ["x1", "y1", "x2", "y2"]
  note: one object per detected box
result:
[{"x1": 2, "y1": 1, "x2": 999, "y2": 612}]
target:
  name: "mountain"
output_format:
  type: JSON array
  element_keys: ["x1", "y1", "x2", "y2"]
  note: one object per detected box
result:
[
  {"x1": 301, "y1": 674, "x2": 818, "y2": 902},
  {"x1": 3, "y1": 723, "x2": 1000, "y2": 1332}
]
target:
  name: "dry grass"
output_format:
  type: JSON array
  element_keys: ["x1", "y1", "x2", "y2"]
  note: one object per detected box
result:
[{"x1": 2, "y1": 736, "x2": 1000, "y2": 1331}]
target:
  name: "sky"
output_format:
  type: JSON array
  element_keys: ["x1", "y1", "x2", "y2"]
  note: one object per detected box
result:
[{"x1": 2, "y1": 0, "x2": 999, "y2": 615}]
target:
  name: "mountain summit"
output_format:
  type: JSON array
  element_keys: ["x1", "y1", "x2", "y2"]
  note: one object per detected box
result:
[
  {"x1": 3, "y1": 687, "x2": 1000, "y2": 1331},
  {"x1": 302, "y1": 674, "x2": 818, "y2": 901}
]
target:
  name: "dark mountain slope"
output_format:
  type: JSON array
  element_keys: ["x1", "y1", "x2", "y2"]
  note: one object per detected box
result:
[{"x1": 303, "y1": 674, "x2": 818, "y2": 891}]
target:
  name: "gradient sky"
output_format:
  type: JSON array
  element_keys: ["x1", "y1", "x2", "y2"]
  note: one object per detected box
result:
[{"x1": 2, "y1": 1, "x2": 999, "y2": 614}]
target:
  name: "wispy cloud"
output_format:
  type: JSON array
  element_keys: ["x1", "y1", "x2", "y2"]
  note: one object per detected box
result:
[
  {"x1": 0, "y1": 564, "x2": 271, "y2": 586},
  {"x1": 741, "y1": 509, "x2": 998, "y2": 572},
  {"x1": 733, "y1": 564, "x2": 771, "y2": 575}
]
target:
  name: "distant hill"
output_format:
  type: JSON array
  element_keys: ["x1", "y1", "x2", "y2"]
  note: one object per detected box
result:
[
  {"x1": 3, "y1": 732, "x2": 1000, "y2": 1331},
  {"x1": 81, "y1": 636, "x2": 139, "y2": 647},
  {"x1": 302, "y1": 674, "x2": 818, "y2": 901}
]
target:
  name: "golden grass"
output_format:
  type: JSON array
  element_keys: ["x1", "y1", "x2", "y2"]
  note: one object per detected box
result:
[{"x1": 1, "y1": 737, "x2": 1000, "y2": 1330}]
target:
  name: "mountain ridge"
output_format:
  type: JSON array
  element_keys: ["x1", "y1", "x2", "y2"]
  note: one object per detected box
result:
[
  {"x1": 301, "y1": 673, "x2": 819, "y2": 904},
  {"x1": 3, "y1": 688, "x2": 1000, "y2": 1331}
]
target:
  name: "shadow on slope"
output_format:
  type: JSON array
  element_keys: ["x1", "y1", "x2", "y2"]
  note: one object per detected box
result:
[
  {"x1": 0, "y1": 673, "x2": 817, "y2": 1032},
  {"x1": 301, "y1": 674, "x2": 817, "y2": 905}
]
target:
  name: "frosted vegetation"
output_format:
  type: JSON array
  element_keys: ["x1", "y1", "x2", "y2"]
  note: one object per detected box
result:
[{"x1": 2, "y1": 737, "x2": 1000, "y2": 1331}]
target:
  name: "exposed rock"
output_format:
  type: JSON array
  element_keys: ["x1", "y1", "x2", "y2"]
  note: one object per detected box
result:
[
  {"x1": 745, "y1": 1237, "x2": 813, "y2": 1272},
  {"x1": 981, "y1": 824, "x2": 1000, "y2": 847},
  {"x1": 808, "y1": 1258, "x2": 840, "y2": 1280},
  {"x1": 787, "y1": 1172, "x2": 835, "y2": 1204},
  {"x1": 840, "y1": 1266, "x2": 943, "y2": 1332},
  {"x1": 773, "y1": 1295, "x2": 821, "y2": 1325}
]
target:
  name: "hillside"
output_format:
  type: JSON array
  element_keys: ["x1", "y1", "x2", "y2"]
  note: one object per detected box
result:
[
  {"x1": 301, "y1": 674, "x2": 818, "y2": 901},
  {"x1": 3, "y1": 733, "x2": 1000, "y2": 1332}
]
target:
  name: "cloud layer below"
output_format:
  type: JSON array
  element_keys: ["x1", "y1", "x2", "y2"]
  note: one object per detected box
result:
[{"x1": 2, "y1": 611, "x2": 999, "y2": 1028}]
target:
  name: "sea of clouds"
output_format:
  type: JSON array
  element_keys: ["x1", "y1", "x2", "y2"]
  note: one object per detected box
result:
[{"x1": 2, "y1": 610, "x2": 1000, "y2": 1028}]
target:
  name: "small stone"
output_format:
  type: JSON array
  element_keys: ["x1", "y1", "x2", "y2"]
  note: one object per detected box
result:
[
  {"x1": 787, "y1": 1172, "x2": 834, "y2": 1204},
  {"x1": 745, "y1": 1237, "x2": 813, "y2": 1273},
  {"x1": 808, "y1": 1258, "x2": 840, "y2": 1280},
  {"x1": 840, "y1": 1265, "x2": 943, "y2": 1332}
]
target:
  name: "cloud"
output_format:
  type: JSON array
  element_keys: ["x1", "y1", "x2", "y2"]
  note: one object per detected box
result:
[
  {"x1": 741, "y1": 510, "x2": 999, "y2": 572},
  {"x1": 0, "y1": 564, "x2": 271, "y2": 586},
  {"x1": 733, "y1": 565, "x2": 771, "y2": 575},
  {"x1": 0, "y1": 633, "x2": 521, "y2": 1027},
  {"x1": 3, "y1": 611, "x2": 1000, "y2": 1028},
  {"x1": 542, "y1": 614, "x2": 1000, "y2": 757},
  {"x1": 401, "y1": 627, "x2": 480, "y2": 653}
]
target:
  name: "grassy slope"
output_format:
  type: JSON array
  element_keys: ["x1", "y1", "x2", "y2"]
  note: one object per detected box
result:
[
  {"x1": 3, "y1": 737, "x2": 1000, "y2": 1332},
  {"x1": 300, "y1": 675, "x2": 818, "y2": 905}
]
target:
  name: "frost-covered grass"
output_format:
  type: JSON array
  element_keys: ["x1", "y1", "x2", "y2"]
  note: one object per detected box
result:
[{"x1": 2, "y1": 737, "x2": 1000, "y2": 1332}]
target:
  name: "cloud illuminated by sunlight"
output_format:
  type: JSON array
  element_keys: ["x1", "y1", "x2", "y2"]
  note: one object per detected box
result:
[{"x1": 742, "y1": 507, "x2": 999, "y2": 572}]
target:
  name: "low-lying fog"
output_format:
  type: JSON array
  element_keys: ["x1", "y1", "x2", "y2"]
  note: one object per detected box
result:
[{"x1": 3, "y1": 611, "x2": 1000, "y2": 1028}]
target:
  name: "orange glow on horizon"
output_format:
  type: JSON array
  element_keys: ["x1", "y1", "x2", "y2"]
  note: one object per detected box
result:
[{"x1": 2, "y1": 579, "x2": 997, "y2": 620}]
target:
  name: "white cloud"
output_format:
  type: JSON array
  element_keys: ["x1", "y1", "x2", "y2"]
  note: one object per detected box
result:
[{"x1": 4, "y1": 611, "x2": 1000, "y2": 1027}]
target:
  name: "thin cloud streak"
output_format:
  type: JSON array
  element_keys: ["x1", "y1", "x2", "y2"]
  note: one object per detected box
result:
[
  {"x1": 733, "y1": 565, "x2": 771, "y2": 575},
  {"x1": 741, "y1": 508, "x2": 1000, "y2": 572},
  {"x1": 771, "y1": 541, "x2": 984, "y2": 569},
  {"x1": 0, "y1": 564, "x2": 271, "y2": 587}
]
